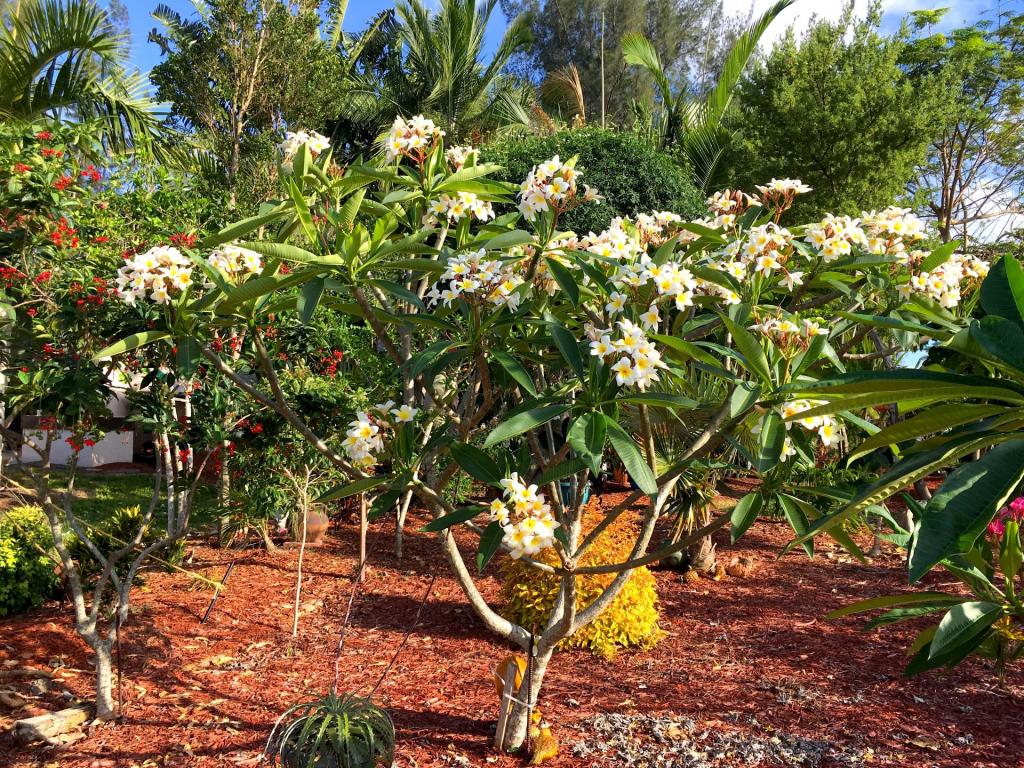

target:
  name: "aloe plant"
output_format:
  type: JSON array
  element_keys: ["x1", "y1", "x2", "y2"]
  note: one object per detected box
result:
[{"x1": 267, "y1": 693, "x2": 395, "y2": 768}]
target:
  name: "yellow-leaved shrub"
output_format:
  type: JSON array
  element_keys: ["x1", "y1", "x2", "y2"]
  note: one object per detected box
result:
[{"x1": 499, "y1": 507, "x2": 664, "y2": 659}]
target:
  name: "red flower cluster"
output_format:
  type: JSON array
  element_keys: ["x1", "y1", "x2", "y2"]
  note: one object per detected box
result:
[
  {"x1": 178, "y1": 447, "x2": 191, "y2": 464},
  {"x1": 14, "y1": 163, "x2": 31, "y2": 174},
  {"x1": 279, "y1": 263, "x2": 291, "y2": 275},
  {"x1": 68, "y1": 278, "x2": 113, "y2": 309},
  {"x1": 93, "y1": 236, "x2": 109, "y2": 244},
  {"x1": 250, "y1": 423, "x2": 264, "y2": 435},
  {"x1": 80, "y1": 165, "x2": 101, "y2": 183},
  {"x1": 40, "y1": 147, "x2": 63, "y2": 159},
  {"x1": 42, "y1": 342, "x2": 66, "y2": 358},
  {"x1": 319, "y1": 349, "x2": 345, "y2": 378},
  {"x1": 169, "y1": 232, "x2": 197, "y2": 248},
  {"x1": 35, "y1": 270, "x2": 53, "y2": 284},
  {"x1": 50, "y1": 218, "x2": 78, "y2": 248},
  {"x1": 65, "y1": 436, "x2": 97, "y2": 453},
  {"x1": 0, "y1": 266, "x2": 26, "y2": 287},
  {"x1": 26, "y1": 307, "x2": 37, "y2": 317},
  {"x1": 54, "y1": 175, "x2": 74, "y2": 191},
  {"x1": 35, "y1": 132, "x2": 53, "y2": 141}
]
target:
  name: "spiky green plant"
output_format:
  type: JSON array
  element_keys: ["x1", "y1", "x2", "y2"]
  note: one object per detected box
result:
[{"x1": 267, "y1": 693, "x2": 395, "y2": 768}]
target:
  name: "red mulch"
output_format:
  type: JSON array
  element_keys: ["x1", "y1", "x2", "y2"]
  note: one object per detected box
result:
[{"x1": 1, "y1": 490, "x2": 1022, "y2": 768}]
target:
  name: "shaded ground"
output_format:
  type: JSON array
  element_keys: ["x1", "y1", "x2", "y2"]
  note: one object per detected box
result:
[{"x1": 1, "y1": 490, "x2": 1021, "y2": 768}]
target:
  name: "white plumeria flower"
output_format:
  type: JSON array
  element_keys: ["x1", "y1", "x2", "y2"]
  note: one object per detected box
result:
[
  {"x1": 391, "y1": 404, "x2": 418, "y2": 423},
  {"x1": 605, "y1": 292, "x2": 627, "y2": 315}
]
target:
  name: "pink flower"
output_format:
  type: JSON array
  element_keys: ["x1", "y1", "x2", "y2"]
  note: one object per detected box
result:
[
  {"x1": 988, "y1": 519, "x2": 1006, "y2": 538},
  {"x1": 1009, "y1": 496, "x2": 1024, "y2": 519}
]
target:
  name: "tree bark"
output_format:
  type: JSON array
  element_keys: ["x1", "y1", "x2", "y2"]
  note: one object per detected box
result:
[{"x1": 92, "y1": 640, "x2": 116, "y2": 721}]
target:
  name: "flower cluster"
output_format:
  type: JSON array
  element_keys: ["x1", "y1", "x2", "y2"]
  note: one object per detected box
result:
[
  {"x1": 424, "y1": 191, "x2": 495, "y2": 226},
  {"x1": 517, "y1": 155, "x2": 598, "y2": 222},
  {"x1": 385, "y1": 115, "x2": 445, "y2": 163},
  {"x1": 426, "y1": 249, "x2": 525, "y2": 310},
  {"x1": 208, "y1": 243, "x2": 263, "y2": 283},
  {"x1": 278, "y1": 130, "x2": 330, "y2": 173},
  {"x1": 861, "y1": 207, "x2": 927, "y2": 253},
  {"x1": 581, "y1": 218, "x2": 644, "y2": 260},
  {"x1": 756, "y1": 178, "x2": 811, "y2": 211},
  {"x1": 445, "y1": 145, "x2": 476, "y2": 170},
  {"x1": 341, "y1": 402, "x2": 417, "y2": 469},
  {"x1": 342, "y1": 411, "x2": 385, "y2": 468},
  {"x1": 707, "y1": 189, "x2": 758, "y2": 216},
  {"x1": 899, "y1": 251, "x2": 990, "y2": 309},
  {"x1": 750, "y1": 315, "x2": 828, "y2": 352},
  {"x1": 49, "y1": 218, "x2": 78, "y2": 248},
  {"x1": 489, "y1": 474, "x2": 560, "y2": 559},
  {"x1": 634, "y1": 211, "x2": 683, "y2": 246},
  {"x1": 804, "y1": 214, "x2": 868, "y2": 261},
  {"x1": 781, "y1": 400, "x2": 840, "y2": 448},
  {"x1": 988, "y1": 497, "x2": 1024, "y2": 538},
  {"x1": 115, "y1": 245, "x2": 193, "y2": 304},
  {"x1": 589, "y1": 319, "x2": 667, "y2": 390}
]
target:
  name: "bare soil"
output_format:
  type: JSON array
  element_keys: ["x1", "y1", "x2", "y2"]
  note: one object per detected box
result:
[{"x1": 1, "y1": 489, "x2": 1021, "y2": 768}]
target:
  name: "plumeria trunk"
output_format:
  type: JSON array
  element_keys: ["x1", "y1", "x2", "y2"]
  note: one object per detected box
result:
[
  {"x1": 91, "y1": 638, "x2": 117, "y2": 721},
  {"x1": 501, "y1": 649, "x2": 554, "y2": 751}
]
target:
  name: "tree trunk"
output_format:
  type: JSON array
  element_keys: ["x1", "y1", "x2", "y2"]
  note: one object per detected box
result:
[
  {"x1": 395, "y1": 490, "x2": 412, "y2": 560},
  {"x1": 92, "y1": 641, "x2": 117, "y2": 721},
  {"x1": 688, "y1": 534, "x2": 717, "y2": 573},
  {"x1": 499, "y1": 649, "x2": 553, "y2": 752}
]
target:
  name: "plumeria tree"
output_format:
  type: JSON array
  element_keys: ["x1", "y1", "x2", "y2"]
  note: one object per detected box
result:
[
  {"x1": 0, "y1": 120, "x2": 225, "y2": 720},
  {"x1": 97, "y1": 119, "x2": 989, "y2": 750}
]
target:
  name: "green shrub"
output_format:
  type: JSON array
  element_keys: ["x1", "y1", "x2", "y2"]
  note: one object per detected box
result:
[
  {"x1": 480, "y1": 128, "x2": 705, "y2": 234},
  {"x1": 0, "y1": 506, "x2": 58, "y2": 616},
  {"x1": 500, "y1": 507, "x2": 664, "y2": 659},
  {"x1": 67, "y1": 505, "x2": 181, "y2": 581}
]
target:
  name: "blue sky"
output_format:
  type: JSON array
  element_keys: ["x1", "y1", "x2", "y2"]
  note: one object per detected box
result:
[{"x1": 125, "y1": 0, "x2": 1008, "y2": 80}]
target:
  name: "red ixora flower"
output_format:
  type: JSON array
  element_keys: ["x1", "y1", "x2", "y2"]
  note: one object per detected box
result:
[
  {"x1": 250, "y1": 423, "x2": 264, "y2": 435},
  {"x1": 35, "y1": 131, "x2": 53, "y2": 141},
  {"x1": 169, "y1": 232, "x2": 197, "y2": 248},
  {"x1": 93, "y1": 236, "x2": 109, "y2": 244},
  {"x1": 80, "y1": 165, "x2": 101, "y2": 183},
  {"x1": 34, "y1": 270, "x2": 53, "y2": 283},
  {"x1": 40, "y1": 147, "x2": 63, "y2": 159},
  {"x1": 54, "y1": 175, "x2": 74, "y2": 191},
  {"x1": 14, "y1": 163, "x2": 31, "y2": 174}
]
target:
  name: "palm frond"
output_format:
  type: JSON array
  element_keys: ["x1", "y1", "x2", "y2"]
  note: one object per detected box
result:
[
  {"x1": 700, "y1": 0, "x2": 794, "y2": 127},
  {"x1": 541, "y1": 64, "x2": 586, "y2": 123}
]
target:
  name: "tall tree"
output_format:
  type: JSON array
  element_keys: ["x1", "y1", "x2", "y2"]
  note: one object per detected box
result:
[
  {"x1": 0, "y1": 0, "x2": 161, "y2": 153},
  {"x1": 149, "y1": 0, "x2": 346, "y2": 205},
  {"x1": 393, "y1": 0, "x2": 533, "y2": 138},
  {"x1": 902, "y1": 10, "x2": 1024, "y2": 245},
  {"x1": 725, "y1": 6, "x2": 953, "y2": 219},
  {"x1": 500, "y1": 0, "x2": 735, "y2": 127},
  {"x1": 621, "y1": 0, "x2": 793, "y2": 191}
]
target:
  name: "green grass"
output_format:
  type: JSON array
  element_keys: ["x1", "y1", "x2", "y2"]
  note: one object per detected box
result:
[{"x1": 10, "y1": 468, "x2": 220, "y2": 532}]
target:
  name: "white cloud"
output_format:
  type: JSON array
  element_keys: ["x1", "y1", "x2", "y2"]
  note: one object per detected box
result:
[{"x1": 722, "y1": 0, "x2": 980, "y2": 48}]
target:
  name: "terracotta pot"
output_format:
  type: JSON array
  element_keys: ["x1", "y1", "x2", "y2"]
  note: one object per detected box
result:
[{"x1": 301, "y1": 507, "x2": 330, "y2": 546}]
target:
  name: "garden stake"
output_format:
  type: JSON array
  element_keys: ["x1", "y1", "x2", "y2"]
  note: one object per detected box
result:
[
  {"x1": 115, "y1": 610, "x2": 123, "y2": 721},
  {"x1": 200, "y1": 560, "x2": 236, "y2": 624}
]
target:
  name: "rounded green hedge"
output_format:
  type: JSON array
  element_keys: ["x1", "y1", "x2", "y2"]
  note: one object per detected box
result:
[
  {"x1": 0, "y1": 506, "x2": 58, "y2": 616},
  {"x1": 480, "y1": 128, "x2": 705, "y2": 235}
]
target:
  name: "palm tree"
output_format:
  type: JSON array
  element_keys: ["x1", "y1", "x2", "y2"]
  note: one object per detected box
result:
[
  {"x1": 0, "y1": 0, "x2": 161, "y2": 153},
  {"x1": 394, "y1": 0, "x2": 534, "y2": 139},
  {"x1": 622, "y1": 0, "x2": 793, "y2": 191}
]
